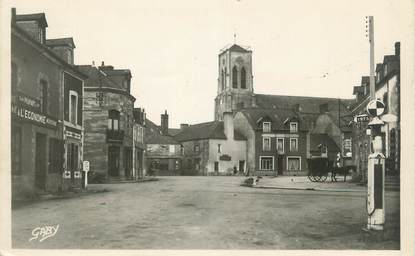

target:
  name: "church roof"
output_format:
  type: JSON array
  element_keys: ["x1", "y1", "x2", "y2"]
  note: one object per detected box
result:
[
  {"x1": 254, "y1": 94, "x2": 354, "y2": 114},
  {"x1": 219, "y1": 44, "x2": 251, "y2": 55}
]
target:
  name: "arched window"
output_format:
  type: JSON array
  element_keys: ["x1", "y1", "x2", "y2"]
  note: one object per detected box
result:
[
  {"x1": 241, "y1": 67, "x2": 246, "y2": 89},
  {"x1": 232, "y1": 66, "x2": 238, "y2": 88}
]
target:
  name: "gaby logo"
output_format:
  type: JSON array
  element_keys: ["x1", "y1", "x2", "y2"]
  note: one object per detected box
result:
[{"x1": 29, "y1": 225, "x2": 59, "y2": 242}]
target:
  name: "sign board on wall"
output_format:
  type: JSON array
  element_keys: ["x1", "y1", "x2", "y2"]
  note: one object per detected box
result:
[
  {"x1": 11, "y1": 104, "x2": 58, "y2": 128},
  {"x1": 219, "y1": 154, "x2": 231, "y2": 161}
]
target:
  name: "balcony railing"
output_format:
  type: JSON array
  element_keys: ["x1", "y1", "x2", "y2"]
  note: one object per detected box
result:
[{"x1": 106, "y1": 129, "x2": 124, "y2": 143}]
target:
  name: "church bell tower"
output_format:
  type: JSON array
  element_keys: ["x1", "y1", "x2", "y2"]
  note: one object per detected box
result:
[{"x1": 214, "y1": 44, "x2": 255, "y2": 121}]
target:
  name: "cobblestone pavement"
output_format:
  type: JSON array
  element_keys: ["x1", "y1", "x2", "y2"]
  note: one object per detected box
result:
[{"x1": 12, "y1": 176, "x2": 400, "y2": 249}]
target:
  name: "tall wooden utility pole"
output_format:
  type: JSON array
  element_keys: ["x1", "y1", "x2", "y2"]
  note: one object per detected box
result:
[{"x1": 368, "y1": 16, "x2": 375, "y2": 101}]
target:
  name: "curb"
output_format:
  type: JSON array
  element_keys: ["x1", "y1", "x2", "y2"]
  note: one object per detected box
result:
[{"x1": 254, "y1": 185, "x2": 365, "y2": 193}]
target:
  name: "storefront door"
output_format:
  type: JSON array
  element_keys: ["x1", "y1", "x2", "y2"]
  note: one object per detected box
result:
[
  {"x1": 35, "y1": 133, "x2": 47, "y2": 190},
  {"x1": 108, "y1": 146, "x2": 120, "y2": 177}
]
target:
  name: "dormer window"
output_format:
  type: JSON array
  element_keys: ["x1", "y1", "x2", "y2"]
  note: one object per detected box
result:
[
  {"x1": 263, "y1": 122, "x2": 271, "y2": 132},
  {"x1": 290, "y1": 122, "x2": 298, "y2": 133}
]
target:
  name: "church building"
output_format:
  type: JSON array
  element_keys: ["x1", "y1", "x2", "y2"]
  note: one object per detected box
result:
[{"x1": 215, "y1": 44, "x2": 355, "y2": 176}]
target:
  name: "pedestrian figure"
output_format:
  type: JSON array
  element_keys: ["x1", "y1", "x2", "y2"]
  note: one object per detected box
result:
[{"x1": 233, "y1": 166, "x2": 237, "y2": 175}]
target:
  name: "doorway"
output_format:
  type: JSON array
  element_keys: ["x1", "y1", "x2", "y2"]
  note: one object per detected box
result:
[
  {"x1": 214, "y1": 161, "x2": 219, "y2": 174},
  {"x1": 35, "y1": 133, "x2": 47, "y2": 190},
  {"x1": 108, "y1": 146, "x2": 120, "y2": 177},
  {"x1": 277, "y1": 156, "x2": 284, "y2": 175},
  {"x1": 239, "y1": 160, "x2": 245, "y2": 174}
]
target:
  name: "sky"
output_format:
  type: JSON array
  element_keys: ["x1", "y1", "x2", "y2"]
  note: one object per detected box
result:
[{"x1": 5, "y1": 0, "x2": 413, "y2": 128}]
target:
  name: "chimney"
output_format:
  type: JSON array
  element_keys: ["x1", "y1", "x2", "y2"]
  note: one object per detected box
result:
[
  {"x1": 161, "y1": 110, "x2": 169, "y2": 136},
  {"x1": 395, "y1": 42, "x2": 400, "y2": 57},
  {"x1": 293, "y1": 104, "x2": 301, "y2": 112},
  {"x1": 180, "y1": 123, "x2": 189, "y2": 130},
  {"x1": 11, "y1": 8, "x2": 16, "y2": 24},
  {"x1": 319, "y1": 103, "x2": 329, "y2": 114},
  {"x1": 223, "y1": 111, "x2": 234, "y2": 140}
]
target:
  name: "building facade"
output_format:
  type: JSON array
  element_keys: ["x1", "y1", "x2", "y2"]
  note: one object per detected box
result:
[
  {"x1": 133, "y1": 108, "x2": 146, "y2": 179},
  {"x1": 212, "y1": 43, "x2": 355, "y2": 176},
  {"x1": 11, "y1": 9, "x2": 87, "y2": 198},
  {"x1": 145, "y1": 111, "x2": 183, "y2": 176},
  {"x1": 350, "y1": 42, "x2": 400, "y2": 179},
  {"x1": 79, "y1": 63, "x2": 136, "y2": 181},
  {"x1": 234, "y1": 108, "x2": 309, "y2": 176},
  {"x1": 175, "y1": 112, "x2": 247, "y2": 175}
]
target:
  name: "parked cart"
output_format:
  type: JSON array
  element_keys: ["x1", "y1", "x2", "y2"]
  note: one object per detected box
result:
[{"x1": 307, "y1": 157, "x2": 356, "y2": 182}]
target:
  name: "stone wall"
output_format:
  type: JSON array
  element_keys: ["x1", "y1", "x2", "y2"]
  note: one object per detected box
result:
[{"x1": 83, "y1": 89, "x2": 135, "y2": 178}]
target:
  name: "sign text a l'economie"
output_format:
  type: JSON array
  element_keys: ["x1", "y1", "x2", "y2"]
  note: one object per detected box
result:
[{"x1": 11, "y1": 104, "x2": 57, "y2": 127}]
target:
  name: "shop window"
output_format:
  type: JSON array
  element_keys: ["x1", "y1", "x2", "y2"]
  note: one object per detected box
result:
[
  {"x1": 66, "y1": 142, "x2": 79, "y2": 180},
  {"x1": 287, "y1": 157, "x2": 301, "y2": 171},
  {"x1": 260, "y1": 156, "x2": 274, "y2": 170},
  {"x1": 11, "y1": 126, "x2": 22, "y2": 175},
  {"x1": 108, "y1": 110, "x2": 120, "y2": 131},
  {"x1": 290, "y1": 138, "x2": 298, "y2": 151},
  {"x1": 263, "y1": 137, "x2": 271, "y2": 151}
]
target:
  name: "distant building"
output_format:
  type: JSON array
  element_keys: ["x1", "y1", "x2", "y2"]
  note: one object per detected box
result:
[
  {"x1": 11, "y1": 9, "x2": 87, "y2": 198},
  {"x1": 79, "y1": 62, "x2": 136, "y2": 181},
  {"x1": 350, "y1": 42, "x2": 400, "y2": 178},
  {"x1": 174, "y1": 112, "x2": 247, "y2": 175},
  {"x1": 145, "y1": 111, "x2": 183, "y2": 176},
  {"x1": 133, "y1": 108, "x2": 146, "y2": 178}
]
